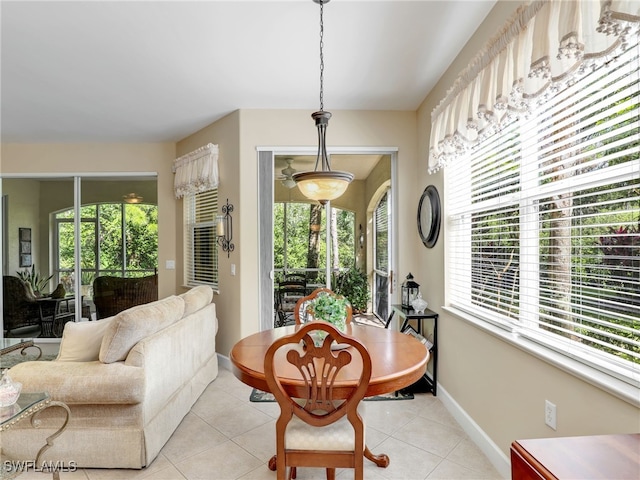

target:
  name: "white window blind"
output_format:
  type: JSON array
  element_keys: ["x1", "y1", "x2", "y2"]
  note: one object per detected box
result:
[
  {"x1": 373, "y1": 191, "x2": 390, "y2": 321},
  {"x1": 447, "y1": 41, "x2": 640, "y2": 386},
  {"x1": 374, "y1": 192, "x2": 389, "y2": 274},
  {"x1": 184, "y1": 190, "x2": 218, "y2": 288}
]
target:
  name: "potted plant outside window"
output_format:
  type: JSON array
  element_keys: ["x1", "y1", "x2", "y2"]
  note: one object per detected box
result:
[{"x1": 333, "y1": 267, "x2": 370, "y2": 314}]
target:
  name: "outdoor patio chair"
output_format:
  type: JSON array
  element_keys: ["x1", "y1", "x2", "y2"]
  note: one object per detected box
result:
[
  {"x1": 2, "y1": 276, "x2": 42, "y2": 337},
  {"x1": 274, "y1": 279, "x2": 307, "y2": 327},
  {"x1": 92, "y1": 274, "x2": 158, "y2": 319}
]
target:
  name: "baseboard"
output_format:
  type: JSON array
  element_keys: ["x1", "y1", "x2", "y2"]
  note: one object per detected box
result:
[
  {"x1": 218, "y1": 354, "x2": 232, "y2": 372},
  {"x1": 437, "y1": 384, "x2": 511, "y2": 480}
]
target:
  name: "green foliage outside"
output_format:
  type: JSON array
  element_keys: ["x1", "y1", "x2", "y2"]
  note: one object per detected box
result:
[
  {"x1": 468, "y1": 74, "x2": 639, "y2": 364},
  {"x1": 56, "y1": 203, "x2": 158, "y2": 292},
  {"x1": 333, "y1": 267, "x2": 370, "y2": 313},
  {"x1": 274, "y1": 202, "x2": 355, "y2": 274}
]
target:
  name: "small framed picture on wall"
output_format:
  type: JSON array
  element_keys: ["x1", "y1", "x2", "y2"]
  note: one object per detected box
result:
[
  {"x1": 20, "y1": 240, "x2": 31, "y2": 254},
  {"x1": 19, "y1": 227, "x2": 31, "y2": 242},
  {"x1": 20, "y1": 254, "x2": 32, "y2": 267},
  {"x1": 19, "y1": 227, "x2": 32, "y2": 267}
]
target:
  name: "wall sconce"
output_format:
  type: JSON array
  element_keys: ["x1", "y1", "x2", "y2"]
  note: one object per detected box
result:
[
  {"x1": 216, "y1": 198, "x2": 234, "y2": 257},
  {"x1": 359, "y1": 224, "x2": 364, "y2": 249}
]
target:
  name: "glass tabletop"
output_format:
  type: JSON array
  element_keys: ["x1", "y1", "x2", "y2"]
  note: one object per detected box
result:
[
  {"x1": 1, "y1": 338, "x2": 35, "y2": 356},
  {"x1": 1, "y1": 338, "x2": 34, "y2": 349},
  {"x1": 0, "y1": 392, "x2": 49, "y2": 427}
]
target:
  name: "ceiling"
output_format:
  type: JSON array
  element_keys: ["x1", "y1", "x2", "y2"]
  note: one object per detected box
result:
[
  {"x1": 1, "y1": 0, "x2": 496, "y2": 144},
  {"x1": 275, "y1": 154, "x2": 382, "y2": 181}
]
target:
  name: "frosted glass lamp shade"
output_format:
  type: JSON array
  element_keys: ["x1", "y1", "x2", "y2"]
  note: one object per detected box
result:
[{"x1": 293, "y1": 171, "x2": 353, "y2": 204}]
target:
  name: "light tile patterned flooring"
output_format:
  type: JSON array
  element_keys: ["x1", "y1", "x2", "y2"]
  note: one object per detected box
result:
[{"x1": 17, "y1": 367, "x2": 503, "y2": 480}]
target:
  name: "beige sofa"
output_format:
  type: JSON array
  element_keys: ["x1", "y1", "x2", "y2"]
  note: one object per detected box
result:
[{"x1": 3, "y1": 285, "x2": 218, "y2": 469}]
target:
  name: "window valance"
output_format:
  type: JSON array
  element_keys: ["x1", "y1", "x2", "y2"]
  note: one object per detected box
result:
[
  {"x1": 429, "y1": 0, "x2": 640, "y2": 173},
  {"x1": 173, "y1": 143, "x2": 219, "y2": 198}
]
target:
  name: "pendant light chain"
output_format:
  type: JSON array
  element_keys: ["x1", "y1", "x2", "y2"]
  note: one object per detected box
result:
[
  {"x1": 319, "y1": 0, "x2": 325, "y2": 111},
  {"x1": 292, "y1": 0, "x2": 353, "y2": 205}
]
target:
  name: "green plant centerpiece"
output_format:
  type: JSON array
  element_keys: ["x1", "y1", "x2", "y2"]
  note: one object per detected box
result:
[
  {"x1": 306, "y1": 291, "x2": 349, "y2": 333},
  {"x1": 305, "y1": 292, "x2": 350, "y2": 347}
]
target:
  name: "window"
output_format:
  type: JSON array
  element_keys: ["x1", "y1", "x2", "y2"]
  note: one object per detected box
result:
[
  {"x1": 273, "y1": 202, "x2": 355, "y2": 284},
  {"x1": 184, "y1": 190, "x2": 219, "y2": 288},
  {"x1": 55, "y1": 203, "x2": 158, "y2": 291},
  {"x1": 447, "y1": 42, "x2": 639, "y2": 386},
  {"x1": 372, "y1": 190, "x2": 390, "y2": 321}
]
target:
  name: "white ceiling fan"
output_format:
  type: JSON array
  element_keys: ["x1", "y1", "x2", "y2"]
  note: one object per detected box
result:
[{"x1": 277, "y1": 158, "x2": 297, "y2": 189}]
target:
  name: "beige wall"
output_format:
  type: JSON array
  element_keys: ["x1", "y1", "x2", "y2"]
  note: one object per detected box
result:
[
  {"x1": 174, "y1": 110, "x2": 241, "y2": 357},
  {"x1": 1, "y1": 143, "x2": 176, "y2": 298},
  {"x1": 2, "y1": 179, "x2": 41, "y2": 275},
  {"x1": 416, "y1": 0, "x2": 639, "y2": 460}
]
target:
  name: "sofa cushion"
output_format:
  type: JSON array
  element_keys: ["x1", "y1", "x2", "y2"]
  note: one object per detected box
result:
[
  {"x1": 57, "y1": 317, "x2": 115, "y2": 362},
  {"x1": 99, "y1": 296, "x2": 185, "y2": 364},
  {"x1": 180, "y1": 285, "x2": 213, "y2": 317},
  {"x1": 8, "y1": 360, "x2": 144, "y2": 404}
]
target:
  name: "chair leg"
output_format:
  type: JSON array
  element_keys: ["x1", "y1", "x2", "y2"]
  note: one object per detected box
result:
[{"x1": 326, "y1": 468, "x2": 336, "y2": 480}]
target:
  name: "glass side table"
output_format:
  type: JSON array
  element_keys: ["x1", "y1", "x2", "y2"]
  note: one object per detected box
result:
[{"x1": 1, "y1": 392, "x2": 71, "y2": 480}]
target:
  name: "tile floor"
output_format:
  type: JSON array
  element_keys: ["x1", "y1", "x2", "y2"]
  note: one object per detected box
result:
[{"x1": 16, "y1": 366, "x2": 503, "y2": 480}]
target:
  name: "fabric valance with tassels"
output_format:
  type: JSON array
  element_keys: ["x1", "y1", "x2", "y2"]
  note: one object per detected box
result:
[
  {"x1": 429, "y1": 0, "x2": 640, "y2": 173},
  {"x1": 173, "y1": 143, "x2": 219, "y2": 198}
]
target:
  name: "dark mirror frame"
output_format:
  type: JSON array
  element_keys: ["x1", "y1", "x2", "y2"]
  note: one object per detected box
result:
[{"x1": 417, "y1": 185, "x2": 441, "y2": 248}]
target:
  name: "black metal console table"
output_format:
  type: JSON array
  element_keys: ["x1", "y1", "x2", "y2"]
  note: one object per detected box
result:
[{"x1": 386, "y1": 304, "x2": 439, "y2": 395}]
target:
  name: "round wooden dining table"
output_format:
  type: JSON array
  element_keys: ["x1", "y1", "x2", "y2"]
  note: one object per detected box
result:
[{"x1": 230, "y1": 323, "x2": 430, "y2": 469}]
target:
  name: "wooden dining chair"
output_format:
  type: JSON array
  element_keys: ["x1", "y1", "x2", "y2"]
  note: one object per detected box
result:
[
  {"x1": 293, "y1": 287, "x2": 353, "y2": 325},
  {"x1": 264, "y1": 321, "x2": 371, "y2": 480}
]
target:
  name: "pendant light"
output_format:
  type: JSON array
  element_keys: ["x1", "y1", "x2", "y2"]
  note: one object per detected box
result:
[
  {"x1": 122, "y1": 193, "x2": 143, "y2": 204},
  {"x1": 293, "y1": 0, "x2": 353, "y2": 205}
]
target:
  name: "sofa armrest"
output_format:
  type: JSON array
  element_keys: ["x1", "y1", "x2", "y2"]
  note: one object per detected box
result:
[{"x1": 8, "y1": 360, "x2": 144, "y2": 405}]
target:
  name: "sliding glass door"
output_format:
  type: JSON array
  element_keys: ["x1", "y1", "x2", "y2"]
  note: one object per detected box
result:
[
  {"x1": 258, "y1": 149, "x2": 396, "y2": 331},
  {"x1": 1, "y1": 175, "x2": 157, "y2": 337}
]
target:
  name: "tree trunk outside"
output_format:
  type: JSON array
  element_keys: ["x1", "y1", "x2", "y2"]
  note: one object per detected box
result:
[
  {"x1": 306, "y1": 204, "x2": 322, "y2": 281},
  {"x1": 331, "y1": 208, "x2": 339, "y2": 270}
]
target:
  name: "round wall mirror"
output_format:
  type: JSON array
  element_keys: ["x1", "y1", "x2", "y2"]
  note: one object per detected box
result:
[{"x1": 417, "y1": 185, "x2": 441, "y2": 248}]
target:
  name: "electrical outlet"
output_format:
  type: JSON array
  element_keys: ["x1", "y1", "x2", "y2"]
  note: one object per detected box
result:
[{"x1": 545, "y1": 400, "x2": 557, "y2": 430}]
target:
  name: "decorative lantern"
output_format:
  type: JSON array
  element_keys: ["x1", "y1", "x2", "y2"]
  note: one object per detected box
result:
[{"x1": 401, "y1": 273, "x2": 420, "y2": 309}]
